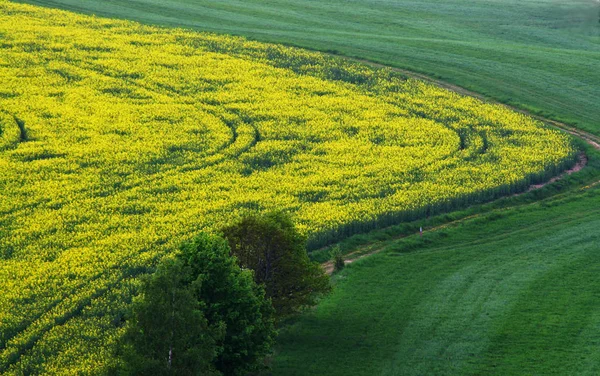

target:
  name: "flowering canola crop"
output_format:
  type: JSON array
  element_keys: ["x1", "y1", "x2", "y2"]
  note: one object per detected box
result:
[{"x1": 0, "y1": 1, "x2": 575, "y2": 373}]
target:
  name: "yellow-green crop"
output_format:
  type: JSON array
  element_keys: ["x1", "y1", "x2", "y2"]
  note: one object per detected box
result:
[{"x1": 0, "y1": 1, "x2": 574, "y2": 373}]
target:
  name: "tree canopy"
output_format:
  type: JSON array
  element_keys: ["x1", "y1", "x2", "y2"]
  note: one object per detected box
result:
[
  {"x1": 222, "y1": 211, "x2": 331, "y2": 317},
  {"x1": 119, "y1": 233, "x2": 276, "y2": 375}
]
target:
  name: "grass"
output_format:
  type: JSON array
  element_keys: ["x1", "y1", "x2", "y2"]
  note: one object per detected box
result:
[
  {"x1": 15, "y1": 0, "x2": 600, "y2": 136},
  {"x1": 272, "y1": 163, "x2": 600, "y2": 375}
]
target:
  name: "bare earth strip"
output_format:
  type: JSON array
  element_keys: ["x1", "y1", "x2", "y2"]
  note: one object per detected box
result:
[
  {"x1": 526, "y1": 153, "x2": 587, "y2": 192},
  {"x1": 322, "y1": 157, "x2": 591, "y2": 274}
]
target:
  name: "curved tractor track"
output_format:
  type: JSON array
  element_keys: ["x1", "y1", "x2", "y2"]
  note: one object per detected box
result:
[
  {"x1": 341, "y1": 56, "x2": 600, "y2": 151},
  {"x1": 0, "y1": 5, "x2": 591, "y2": 371},
  {"x1": 323, "y1": 151, "x2": 594, "y2": 275}
]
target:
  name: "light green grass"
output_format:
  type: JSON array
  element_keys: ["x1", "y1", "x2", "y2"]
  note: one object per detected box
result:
[
  {"x1": 15, "y1": 0, "x2": 600, "y2": 135},
  {"x1": 273, "y1": 178, "x2": 600, "y2": 375}
]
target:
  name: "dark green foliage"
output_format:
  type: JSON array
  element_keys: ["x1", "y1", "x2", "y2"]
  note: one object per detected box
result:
[
  {"x1": 222, "y1": 211, "x2": 330, "y2": 317},
  {"x1": 119, "y1": 233, "x2": 276, "y2": 376},
  {"x1": 118, "y1": 259, "x2": 219, "y2": 376},
  {"x1": 180, "y1": 235, "x2": 276, "y2": 376},
  {"x1": 330, "y1": 246, "x2": 344, "y2": 273}
]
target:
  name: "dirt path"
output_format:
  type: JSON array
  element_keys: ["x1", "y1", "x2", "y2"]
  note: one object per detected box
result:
[
  {"x1": 322, "y1": 213, "x2": 481, "y2": 274},
  {"x1": 525, "y1": 153, "x2": 587, "y2": 192},
  {"x1": 322, "y1": 152, "x2": 590, "y2": 274},
  {"x1": 321, "y1": 57, "x2": 600, "y2": 275}
]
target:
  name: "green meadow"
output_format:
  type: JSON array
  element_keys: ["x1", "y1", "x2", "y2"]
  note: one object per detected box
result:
[{"x1": 274, "y1": 147, "x2": 600, "y2": 375}]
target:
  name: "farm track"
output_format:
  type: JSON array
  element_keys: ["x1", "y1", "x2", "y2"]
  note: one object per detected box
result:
[
  {"x1": 525, "y1": 153, "x2": 587, "y2": 192},
  {"x1": 1, "y1": 14, "x2": 595, "y2": 366},
  {"x1": 322, "y1": 152, "x2": 595, "y2": 275},
  {"x1": 322, "y1": 56, "x2": 600, "y2": 274},
  {"x1": 0, "y1": 65, "x2": 264, "y2": 369},
  {"x1": 0, "y1": 248, "x2": 155, "y2": 372}
]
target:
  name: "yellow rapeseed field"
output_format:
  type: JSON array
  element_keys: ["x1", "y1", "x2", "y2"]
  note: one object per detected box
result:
[{"x1": 0, "y1": 1, "x2": 574, "y2": 373}]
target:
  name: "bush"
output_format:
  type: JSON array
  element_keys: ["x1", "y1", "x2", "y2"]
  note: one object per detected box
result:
[{"x1": 331, "y1": 246, "x2": 345, "y2": 272}]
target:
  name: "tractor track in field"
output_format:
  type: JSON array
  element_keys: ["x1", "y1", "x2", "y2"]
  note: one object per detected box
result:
[
  {"x1": 336, "y1": 56, "x2": 600, "y2": 151},
  {"x1": 322, "y1": 56, "x2": 600, "y2": 275},
  {"x1": 525, "y1": 153, "x2": 587, "y2": 192}
]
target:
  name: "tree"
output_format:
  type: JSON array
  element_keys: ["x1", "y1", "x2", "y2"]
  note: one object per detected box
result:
[
  {"x1": 119, "y1": 258, "x2": 219, "y2": 376},
  {"x1": 180, "y1": 234, "x2": 276, "y2": 375},
  {"x1": 222, "y1": 211, "x2": 330, "y2": 317},
  {"x1": 119, "y1": 233, "x2": 276, "y2": 375}
]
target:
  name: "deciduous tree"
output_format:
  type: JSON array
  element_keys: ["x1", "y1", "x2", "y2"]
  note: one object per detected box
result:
[
  {"x1": 119, "y1": 233, "x2": 276, "y2": 375},
  {"x1": 222, "y1": 211, "x2": 331, "y2": 317}
]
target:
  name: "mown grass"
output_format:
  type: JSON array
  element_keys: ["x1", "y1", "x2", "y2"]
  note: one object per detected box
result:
[
  {"x1": 272, "y1": 146, "x2": 600, "y2": 374},
  {"x1": 272, "y1": 165, "x2": 600, "y2": 375},
  {"x1": 16, "y1": 0, "x2": 600, "y2": 135},
  {"x1": 311, "y1": 140, "x2": 599, "y2": 263}
]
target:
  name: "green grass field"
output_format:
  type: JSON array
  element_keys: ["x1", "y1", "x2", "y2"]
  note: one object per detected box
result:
[
  {"x1": 16, "y1": 0, "x2": 600, "y2": 135},
  {"x1": 272, "y1": 150, "x2": 600, "y2": 375}
]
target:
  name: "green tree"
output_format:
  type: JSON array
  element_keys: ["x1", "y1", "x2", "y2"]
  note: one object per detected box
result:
[
  {"x1": 222, "y1": 211, "x2": 331, "y2": 317},
  {"x1": 119, "y1": 258, "x2": 219, "y2": 376},
  {"x1": 180, "y1": 234, "x2": 276, "y2": 375},
  {"x1": 120, "y1": 233, "x2": 276, "y2": 375}
]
